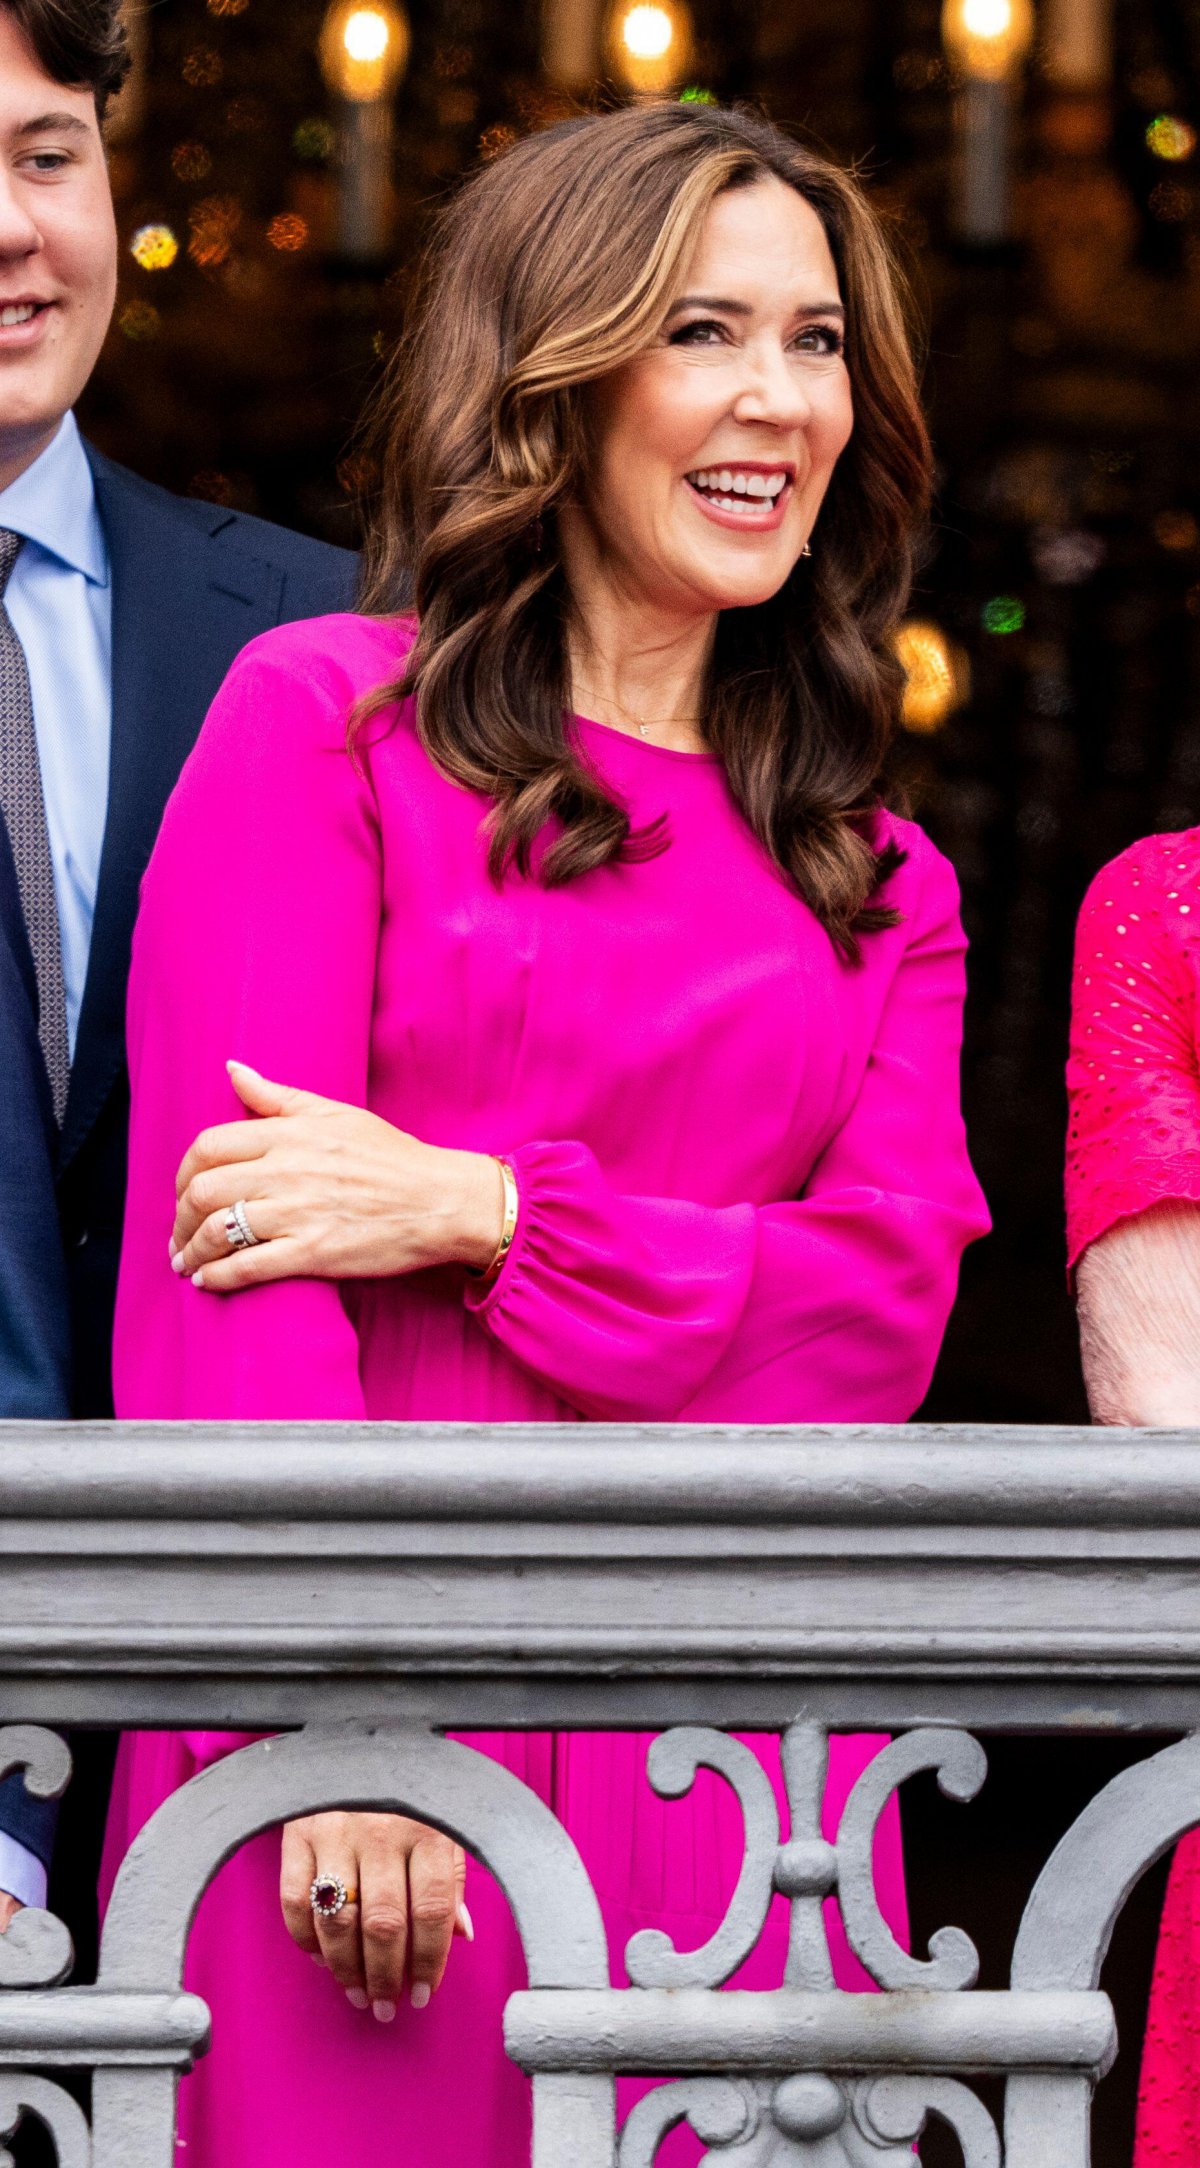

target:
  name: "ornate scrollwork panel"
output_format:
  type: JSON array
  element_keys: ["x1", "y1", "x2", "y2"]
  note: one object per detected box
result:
[
  {"x1": 836, "y1": 1730, "x2": 987, "y2": 1993},
  {"x1": 625, "y1": 1731, "x2": 781, "y2": 1989},
  {"x1": 0, "y1": 2076, "x2": 91, "y2": 2168},
  {"x1": 859, "y1": 2077, "x2": 1001, "y2": 2166}
]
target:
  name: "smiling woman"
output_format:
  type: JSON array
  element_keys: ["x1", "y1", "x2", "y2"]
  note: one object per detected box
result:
[
  {"x1": 361, "y1": 102, "x2": 931, "y2": 953},
  {"x1": 110, "y1": 99, "x2": 988, "y2": 2168}
]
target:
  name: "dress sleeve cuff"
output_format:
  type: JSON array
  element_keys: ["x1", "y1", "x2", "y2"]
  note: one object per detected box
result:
[{"x1": 0, "y1": 1834, "x2": 48, "y2": 1910}]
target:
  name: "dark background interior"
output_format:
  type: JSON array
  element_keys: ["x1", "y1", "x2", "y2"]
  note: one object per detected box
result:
[{"x1": 60, "y1": 0, "x2": 1200, "y2": 2158}]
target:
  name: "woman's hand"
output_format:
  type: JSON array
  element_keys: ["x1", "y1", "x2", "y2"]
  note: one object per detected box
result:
[
  {"x1": 170, "y1": 1062, "x2": 505, "y2": 1292},
  {"x1": 281, "y1": 1811, "x2": 472, "y2": 2019}
]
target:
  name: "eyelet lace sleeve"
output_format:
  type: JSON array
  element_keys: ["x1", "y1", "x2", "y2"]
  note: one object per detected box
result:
[{"x1": 1066, "y1": 828, "x2": 1200, "y2": 1274}]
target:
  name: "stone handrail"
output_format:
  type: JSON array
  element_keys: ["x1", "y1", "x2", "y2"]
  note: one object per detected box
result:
[{"x1": 1, "y1": 1421, "x2": 1198, "y2": 2165}]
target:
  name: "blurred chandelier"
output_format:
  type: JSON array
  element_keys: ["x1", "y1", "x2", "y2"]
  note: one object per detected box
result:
[
  {"x1": 319, "y1": 0, "x2": 411, "y2": 103},
  {"x1": 941, "y1": 0, "x2": 1035, "y2": 81},
  {"x1": 606, "y1": 0, "x2": 693, "y2": 95}
]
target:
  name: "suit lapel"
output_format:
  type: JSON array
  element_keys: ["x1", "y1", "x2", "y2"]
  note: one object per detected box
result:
[{"x1": 60, "y1": 451, "x2": 284, "y2": 1170}]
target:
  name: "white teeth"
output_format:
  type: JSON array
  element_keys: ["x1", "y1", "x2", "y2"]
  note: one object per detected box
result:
[
  {"x1": 0, "y1": 304, "x2": 37, "y2": 328},
  {"x1": 687, "y1": 467, "x2": 789, "y2": 502}
]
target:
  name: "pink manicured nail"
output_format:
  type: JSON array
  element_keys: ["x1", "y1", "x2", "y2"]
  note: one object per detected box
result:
[
  {"x1": 457, "y1": 1903, "x2": 475, "y2": 1942},
  {"x1": 410, "y1": 1982, "x2": 431, "y2": 2011},
  {"x1": 170, "y1": 1252, "x2": 185, "y2": 1275},
  {"x1": 192, "y1": 1270, "x2": 206, "y2": 1290},
  {"x1": 372, "y1": 1998, "x2": 397, "y2": 2023},
  {"x1": 345, "y1": 1987, "x2": 369, "y2": 2010}
]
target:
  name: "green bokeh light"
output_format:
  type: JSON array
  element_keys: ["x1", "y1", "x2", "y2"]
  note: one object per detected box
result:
[{"x1": 982, "y1": 595, "x2": 1026, "y2": 636}]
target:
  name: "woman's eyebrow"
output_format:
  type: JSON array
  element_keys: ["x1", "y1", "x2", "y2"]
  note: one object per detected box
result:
[{"x1": 666, "y1": 294, "x2": 846, "y2": 320}]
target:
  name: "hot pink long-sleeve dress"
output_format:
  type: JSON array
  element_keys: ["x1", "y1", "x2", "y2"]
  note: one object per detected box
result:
[
  {"x1": 109, "y1": 613, "x2": 988, "y2": 2168},
  {"x1": 1066, "y1": 828, "x2": 1200, "y2": 2165}
]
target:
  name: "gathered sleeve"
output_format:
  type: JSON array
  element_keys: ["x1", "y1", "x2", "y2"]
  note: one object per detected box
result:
[
  {"x1": 466, "y1": 845, "x2": 989, "y2": 1423},
  {"x1": 1066, "y1": 840, "x2": 1200, "y2": 1275},
  {"x1": 113, "y1": 631, "x2": 382, "y2": 1420}
]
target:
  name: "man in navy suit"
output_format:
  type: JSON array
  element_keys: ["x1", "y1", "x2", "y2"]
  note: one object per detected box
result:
[{"x1": 0, "y1": 0, "x2": 356, "y2": 1954}]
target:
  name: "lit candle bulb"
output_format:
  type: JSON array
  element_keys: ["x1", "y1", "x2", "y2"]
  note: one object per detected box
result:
[
  {"x1": 319, "y1": 1, "x2": 410, "y2": 263},
  {"x1": 605, "y1": 0, "x2": 693, "y2": 97},
  {"x1": 943, "y1": 0, "x2": 1035, "y2": 245}
]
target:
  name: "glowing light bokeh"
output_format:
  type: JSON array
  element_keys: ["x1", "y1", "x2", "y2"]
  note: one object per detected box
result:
[
  {"x1": 963, "y1": 0, "x2": 1012, "y2": 36},
  {"x1": 181, "y1": 44, "x2": 223, "y2": 87},
  {"x1": 941, "y1": 0, "x2": 1033, "y2": 80},
  {"x1": 267, "y1": 213, "x2": 309, "y2": 252},
  {"x1": 117, "y1": 299, "x2": 161, "y2": 341},
  {"x1": 344, "y1": 8, "x2": 390, "y2": 62},
  {"x1": 170, "y1": 141, "x2": 213, "y2": 181},
  {"x1": 622, "y1": 5, "x2": 672, "y2": 59},
  {"x1": 319, "y1": 0, "x2": 410, "y2": 100},
  {"x1": 894, "y1": 620, "x2": 970, "y2": 734},
  {"x1": 293, "y1": 116, "x2": 335, "y2": 160},
  {"x1": 129, "y1": 223, "x2": 179, "y2": 271},
  {"x1": 607, "y1": 0, "x2": 692, "y2": 92},
  {"x1": 982, "y1": 595, "x2": 1026, "y2": 636},
  {"x1": 1146, "y1": 115, "x2": 1197, "y2": 163}
]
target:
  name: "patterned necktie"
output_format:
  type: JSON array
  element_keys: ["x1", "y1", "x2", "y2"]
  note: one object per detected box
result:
[{"x1": 0, "y1": 528, "x2": 70, "y2": 1123}]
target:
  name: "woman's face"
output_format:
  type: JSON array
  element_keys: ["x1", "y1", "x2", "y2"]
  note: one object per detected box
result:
[{"x1": 574, "y1": 176, "x2": 854, "y2": 620}]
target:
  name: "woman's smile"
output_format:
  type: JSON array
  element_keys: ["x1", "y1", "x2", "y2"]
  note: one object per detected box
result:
[{"x1": 683, "y1": 460, "x2": 795, "y2": 531}]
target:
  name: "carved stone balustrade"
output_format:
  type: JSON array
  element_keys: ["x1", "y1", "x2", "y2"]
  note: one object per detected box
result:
[{"x1": 2, "y1": 1420, "x2": 1200, "y2": 2165}]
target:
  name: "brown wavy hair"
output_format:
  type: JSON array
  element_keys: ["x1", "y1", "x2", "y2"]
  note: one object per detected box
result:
[{"x1": 356, "y1": 102, "x2": 933, "y2": 957}]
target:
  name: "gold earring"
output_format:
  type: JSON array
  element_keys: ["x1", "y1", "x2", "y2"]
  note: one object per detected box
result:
[{"x1": 801, "y1": 542, "x2": 813, "y2": 559}]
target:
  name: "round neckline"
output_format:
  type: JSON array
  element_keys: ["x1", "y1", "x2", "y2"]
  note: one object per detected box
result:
[{"x1": 571, "y1": 710, "x2": 722, "y2": 766}]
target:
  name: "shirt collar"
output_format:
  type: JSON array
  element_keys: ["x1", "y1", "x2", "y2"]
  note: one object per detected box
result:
[{"x1": 0, "y1": 412, "x2": 109, "y2": 588}]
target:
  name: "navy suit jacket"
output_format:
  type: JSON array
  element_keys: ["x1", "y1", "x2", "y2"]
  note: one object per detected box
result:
[{"x1": 0, "y1": 446, "x2": 357, "y2": 1873}]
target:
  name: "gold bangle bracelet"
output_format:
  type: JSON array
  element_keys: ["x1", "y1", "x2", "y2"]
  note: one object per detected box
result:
[{"x1": 476, "y1": 1158, "x2": 519, "y2": 1287}]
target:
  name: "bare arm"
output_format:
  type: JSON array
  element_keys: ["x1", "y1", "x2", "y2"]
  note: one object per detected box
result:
[{"x1": 1077, "y1": 1200, "x2": 1200, "y2": 1426}]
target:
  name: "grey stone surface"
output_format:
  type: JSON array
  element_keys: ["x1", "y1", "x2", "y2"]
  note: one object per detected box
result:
[{"x1": 1, "y1": 1421, "x2": 1199, "y2": 2163}]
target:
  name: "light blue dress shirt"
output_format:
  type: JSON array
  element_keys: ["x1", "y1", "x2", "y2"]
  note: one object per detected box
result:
[
  {"x1": 0, "y1": 411, "x2": 112, "y2": 1058},
  {"x1": 0, "y1": 415, "x2": 110, "y2": 1908}
]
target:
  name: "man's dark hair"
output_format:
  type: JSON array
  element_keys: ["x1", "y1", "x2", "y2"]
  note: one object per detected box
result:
[{"x1": 3, "y1": 0, "x2": 131, "y2": 117}]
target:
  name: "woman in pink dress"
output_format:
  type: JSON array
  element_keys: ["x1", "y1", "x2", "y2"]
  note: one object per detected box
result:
[
  {"x1": 109, "y1": 102, "x2": 988, "y2": 2166},
  {"x1": 1067, "y1": 829, "x2": 1200, "y2": 2163}
]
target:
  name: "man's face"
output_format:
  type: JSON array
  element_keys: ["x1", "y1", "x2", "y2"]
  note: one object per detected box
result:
[{"x1": 0, "y1": 12, "x2": 117, "y2": 490}]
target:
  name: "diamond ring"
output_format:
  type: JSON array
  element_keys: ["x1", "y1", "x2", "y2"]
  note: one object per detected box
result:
[
  {"x1": 310, "y1": 1873, "x2": 357, "y2": 1918},
  {"x1": 223, "y1": 1200, "x2": 262, "y2": 1251}
]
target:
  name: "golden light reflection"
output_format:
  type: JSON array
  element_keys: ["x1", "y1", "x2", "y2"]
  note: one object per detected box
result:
[
  {"x1": 318, "y1": 1, "x2": 411, "y2": 102},
  {"x1": 606, "y1": 0, "x2": 693, "y2": 94},
  {"x1": 1146, "y1": 115, "x2": 1197, "y2": 163},
  {"x1": 129, "y1": 223, "x2": 179, "y2": 271},
  {"x1": 267, "y1": 213, "x2": 309, "y2": 252},
  {"x1": 941, "y1": 0, "x2": 1034, "y2": 81},
  {"x1": 894, "y1": 620, "x2": 970, "y2": 734}
]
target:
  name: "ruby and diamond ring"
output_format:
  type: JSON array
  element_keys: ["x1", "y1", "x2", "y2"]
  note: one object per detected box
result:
[{"x1": 310, "y1": 1873, "x2": 357, "y2": 1918}]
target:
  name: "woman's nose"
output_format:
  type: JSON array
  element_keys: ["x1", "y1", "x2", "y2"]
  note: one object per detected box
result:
[{"x1": 732, "y1": 343, "x2": 813, "y2": 430}]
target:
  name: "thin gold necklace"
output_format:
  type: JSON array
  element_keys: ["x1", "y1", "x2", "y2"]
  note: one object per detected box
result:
[{"x1": 576, "y1": 691, "x2": 705, "y2": 742}]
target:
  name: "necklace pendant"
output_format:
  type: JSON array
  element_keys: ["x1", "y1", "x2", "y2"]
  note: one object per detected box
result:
[{"x1": 638, "y1": 720, "x2": 651, "y2": 738}]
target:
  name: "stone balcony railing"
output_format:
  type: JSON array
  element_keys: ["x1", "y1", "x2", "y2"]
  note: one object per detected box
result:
[{"x1": 2, "y1": 1421, "x2": 1199, "y2": 2166}]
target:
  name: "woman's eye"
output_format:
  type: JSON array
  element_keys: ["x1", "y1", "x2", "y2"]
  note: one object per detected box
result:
[
  {"x1": 22, "y1": 153, "x2": 70, "y2": 173},
  {"x1": 794, "y1": 325, "x2": 845, "y2": 356},
  {"x1": 669, "y1": 319, "x2": 727, "y2": 347}
]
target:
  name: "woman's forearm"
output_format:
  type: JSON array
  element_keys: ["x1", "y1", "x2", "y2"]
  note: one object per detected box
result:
[{"x1": 1078, "y1": 1201, "x2": 1200, "y2": 1426}]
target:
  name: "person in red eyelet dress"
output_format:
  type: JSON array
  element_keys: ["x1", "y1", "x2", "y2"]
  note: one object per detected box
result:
[{"x1": 1067, "y1": 827, "x2": 1200, "y2": 2164}]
